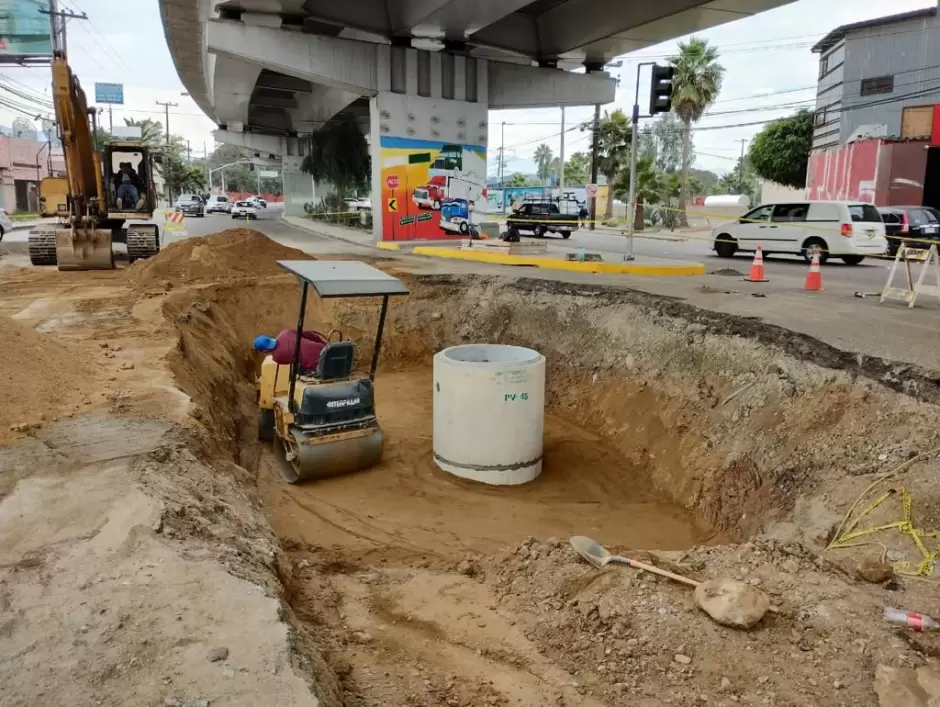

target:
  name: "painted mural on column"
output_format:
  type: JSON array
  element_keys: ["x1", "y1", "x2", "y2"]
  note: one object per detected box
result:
[{"x1": 379, "y1": 136, "x2": 486, "y2": 240}]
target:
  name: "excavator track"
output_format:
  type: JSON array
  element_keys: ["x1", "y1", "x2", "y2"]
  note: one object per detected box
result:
[
  {"x1": 126, "y1": 225, "x2": 160, "y2": 263},
  {"x1": 28, "y1": 228, "x2": 58, "y2": 266}
]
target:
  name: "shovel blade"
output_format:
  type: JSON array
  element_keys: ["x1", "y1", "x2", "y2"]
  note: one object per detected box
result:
[{"x1": 570, "y1": 535, "x2": 611, "y2": 569}]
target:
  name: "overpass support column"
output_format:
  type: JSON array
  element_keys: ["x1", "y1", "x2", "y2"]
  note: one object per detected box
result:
[{"x1": 370, "y1": 46, "x2": 489, "y2": 242}]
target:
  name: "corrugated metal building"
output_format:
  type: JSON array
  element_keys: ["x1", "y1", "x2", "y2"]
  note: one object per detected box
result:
[{"x1": 812, "y1": 7, "x2": 940, "y2": 150}]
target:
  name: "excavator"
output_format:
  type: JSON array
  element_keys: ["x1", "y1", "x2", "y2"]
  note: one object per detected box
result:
[{"x1": 28, "y1": 55, "x2": 160, "y2": 269}]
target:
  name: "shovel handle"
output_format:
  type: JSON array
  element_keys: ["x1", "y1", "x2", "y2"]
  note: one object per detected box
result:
[{"x1": 611, "y1": 555, "x2": 701, "y2": 588}]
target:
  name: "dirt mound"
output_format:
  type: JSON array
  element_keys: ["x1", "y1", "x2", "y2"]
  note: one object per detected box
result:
[
  {"x1": 0, "y1": 313, "x2": 94, "y2": 446},
  {"x1": 480, "y1": 536, "x2": 937, "y2": 706},
  {"x1": 128, "y1": 229, "x2": 312, "y2": 290}
]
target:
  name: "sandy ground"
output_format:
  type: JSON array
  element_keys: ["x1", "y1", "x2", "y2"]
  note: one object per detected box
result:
[{"x1": 3, "y1": 229, "x2": 940, "y2": 707}]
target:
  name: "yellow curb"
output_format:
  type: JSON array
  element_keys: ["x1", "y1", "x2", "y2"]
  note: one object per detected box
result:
[
  {"x1": 411, "y1": 246, "x2": 705, "y2": 276},
  {"x1": 376, "y1": 242, "x2": 401, "y2": 250}
]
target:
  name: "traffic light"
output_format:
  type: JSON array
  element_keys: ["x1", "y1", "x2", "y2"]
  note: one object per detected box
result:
[{"x1": 649, "y1": 64, "x2": 676, "y2": 115}]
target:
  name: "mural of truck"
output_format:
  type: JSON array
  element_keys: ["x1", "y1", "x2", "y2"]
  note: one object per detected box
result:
[{"x1": 413, "y1": 174, "x2": 483, "y2": 211}]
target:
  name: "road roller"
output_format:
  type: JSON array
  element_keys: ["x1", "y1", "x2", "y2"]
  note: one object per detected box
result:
[{"x1": 257, "y1": 260, "x2": 409, "y2": 483}]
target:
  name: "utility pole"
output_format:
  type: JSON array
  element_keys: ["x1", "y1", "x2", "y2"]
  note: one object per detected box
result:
[
  {"x1": 626, "y1": 63, "x2": 657, "y2": 261},
  {"x1": 559, "y1": 107, "x2": 565, "y2": 197},
  {"x1": 589, "y1": 104, "x2": 600, "y2": 231},
  {"x1": 41, "y1": 1, "x2": 87, "y2": 57},
  {"x1": 499, "y1": 121, "x2": 505, "y2": 213},
  {"x1": 156, "y1": 101, "x2": 177, "y2": 144},
  {"x1": 737, "y1": 139, "x2": 748, "y2": 193}
]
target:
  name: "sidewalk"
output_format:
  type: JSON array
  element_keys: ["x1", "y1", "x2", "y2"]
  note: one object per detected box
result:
[
  {"x1": 8, "y1": 217, "x2": 55, "y2": 232},
  {"x1": 283, "y1": 215, "x2": 705, "y2": 276}
]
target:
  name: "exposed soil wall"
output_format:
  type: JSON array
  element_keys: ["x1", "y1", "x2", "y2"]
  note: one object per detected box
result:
[{"x1": 164, "y1": 271, "x2": 938, "y2": 542}]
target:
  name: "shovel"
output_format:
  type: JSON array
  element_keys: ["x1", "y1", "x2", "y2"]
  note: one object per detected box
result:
[
  {"x1": 570, "y1": 535, "x2": 700, "y2": 587},
  {"x1": 569, "y1": 535, "x2": 774, "y2": 629}
]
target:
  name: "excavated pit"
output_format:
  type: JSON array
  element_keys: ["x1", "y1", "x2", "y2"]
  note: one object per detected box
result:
[
  {"x1": 7, "y1": 227, "x2": 940, "y2": 705},
  {"x1": 159, "y1": 259, "x2": 940, "y2": 705}
]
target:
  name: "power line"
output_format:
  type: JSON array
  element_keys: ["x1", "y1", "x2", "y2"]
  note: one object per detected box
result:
[{"x1": 64, "y1": 0, "x2": 133, "y2": 75}]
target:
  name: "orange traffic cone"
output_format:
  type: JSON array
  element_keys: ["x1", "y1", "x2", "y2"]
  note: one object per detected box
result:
[
  {"x1": 744, "y1": 245, "x2": 769, "y2": 282},
  {"x1": 805, "y1": 248, "x2": 823, "y2": 291}
]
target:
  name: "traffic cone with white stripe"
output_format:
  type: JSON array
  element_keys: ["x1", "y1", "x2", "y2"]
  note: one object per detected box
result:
[
  {"x1": 805, "y1": 248, "x2": 823, "y2": 291},
  {"x1": 744, "y1": 245, "x2": 769, "y2": 283}
]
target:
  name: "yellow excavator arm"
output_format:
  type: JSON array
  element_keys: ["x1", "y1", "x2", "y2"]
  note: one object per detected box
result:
[{"x1": 51, "y1": 56, "x2": 106, "y2": 225}]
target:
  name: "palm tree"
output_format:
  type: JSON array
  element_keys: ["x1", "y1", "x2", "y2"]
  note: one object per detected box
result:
[
  {"x1": 533, "y1": 144, "x2": 554, "y2": 188},
  {"x1": 123, "y1": 117, "x2": 164, "y2": 147},
  {"x1": 669, "y1": 37, "x2": 724, "y2": 226},
  {"x1": 597, "y1": 110, "x2": 632, "y2": 219}
]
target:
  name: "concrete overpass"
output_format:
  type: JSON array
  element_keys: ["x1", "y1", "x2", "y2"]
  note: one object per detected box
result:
[{"x1": 160, "y1": 0, "x2": 794, "y2": 239}]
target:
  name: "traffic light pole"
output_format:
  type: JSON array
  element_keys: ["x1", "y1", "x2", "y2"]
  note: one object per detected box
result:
[{"x1": 625, "y1": 62, "x2": 654, "y2": 261}]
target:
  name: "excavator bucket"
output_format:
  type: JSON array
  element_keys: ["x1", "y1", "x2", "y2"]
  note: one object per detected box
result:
[{"x1": 55, "y1": 226, "x2": 114, "y2": 270}]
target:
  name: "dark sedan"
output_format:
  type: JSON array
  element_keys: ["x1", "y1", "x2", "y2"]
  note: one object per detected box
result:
[
  {"x1": 878, "y1": 206, "x2": 940, "y2": 255},
  {"x1": 175, "y1": 194, "x2": 205, "y2": 217}
]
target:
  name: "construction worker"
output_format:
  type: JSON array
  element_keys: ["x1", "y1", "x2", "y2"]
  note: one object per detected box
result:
[{"x1": 253, "y1": 330, "x2": 327, "y2": 373}]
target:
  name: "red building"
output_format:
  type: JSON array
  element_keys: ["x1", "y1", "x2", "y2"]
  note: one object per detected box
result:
[{"x1": 806, "y1": 133, "x2": 940, "y2": 209}]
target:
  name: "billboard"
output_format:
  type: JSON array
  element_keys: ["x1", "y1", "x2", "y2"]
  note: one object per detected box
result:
[
  {"x1": 0, "y1": 0, "x2": 52, "y2": 60},
  {"x1": 94, "y1": 82, "x2": 124, "y2": 105}
]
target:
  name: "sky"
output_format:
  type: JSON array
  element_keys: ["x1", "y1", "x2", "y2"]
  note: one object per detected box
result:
[{"x1": 0, "y1": 0, "x2": 934, "y2": 173}]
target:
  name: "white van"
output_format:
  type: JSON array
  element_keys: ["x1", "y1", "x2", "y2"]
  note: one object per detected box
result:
[{"x1": 712, "y1": 201, "x2": 888, "y2": 265}]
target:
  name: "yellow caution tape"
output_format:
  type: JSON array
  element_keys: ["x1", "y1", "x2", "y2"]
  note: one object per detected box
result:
[{"x1": 830, "y1": 485, "x2": 940, "y2": 577}]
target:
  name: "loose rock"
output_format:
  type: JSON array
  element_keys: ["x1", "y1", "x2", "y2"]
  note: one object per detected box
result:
[
  {"x1": 206, "y1": 646, "x2": 229, "y2": 662},
  {"x1": 856, "y1": 560, "x2": 894, "y2": 584},
  {"x1": 694, "y1": 578, "x2": 770, "y2": 629}
]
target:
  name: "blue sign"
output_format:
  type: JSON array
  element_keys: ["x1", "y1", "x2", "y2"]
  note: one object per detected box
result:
[{"x1": 94, "y1": 82, "x2": 124, "y2": 105}]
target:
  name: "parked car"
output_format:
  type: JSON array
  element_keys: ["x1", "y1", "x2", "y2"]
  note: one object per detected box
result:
[
  {"x1": 877, "y1": 206, "x2": 940, "y2": 256},
  {"x1": 505, "y1": 201, "x2": 577, "y2": 240},
  {"x1": 256, "y1": 197, "x2": 267, "y2": 208},
  {"x1": 175, "y1": 193, "x2": 205, "y2": 217},
  {"x1": 712, "y1": 200, "x2": 888, "y2": 265},
  {"x1": 231, "y1": 200, "x2": 258, "y2": 220},
  {"x1": 0, "y1": 207, "x2": 12, "y2": 241},
  {"x1": 205, "y1": 195, "x2": 231, "y2": 214}
]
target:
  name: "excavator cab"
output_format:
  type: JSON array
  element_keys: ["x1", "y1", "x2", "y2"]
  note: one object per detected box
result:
[{"x1": 105, "y1": 142, "x2": 158, "y2": 216}]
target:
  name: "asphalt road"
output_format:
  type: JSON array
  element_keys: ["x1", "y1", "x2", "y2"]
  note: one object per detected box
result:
[
  {"x1": 6, "y1": 206, "x2": 940, "y2": 371},
  {"x1": 533, "y1": 225, "x2": 895, "y2": 296}
]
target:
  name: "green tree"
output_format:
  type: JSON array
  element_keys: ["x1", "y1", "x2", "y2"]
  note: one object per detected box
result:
[
  {"x1": 209, "y1": 144, "x2": 254, "y2": 192},
  {"x1": 93, "y1": 127, "x2": 111, "y2": 148},
  {"x1": 651, "y1": 112, "x2": 686, "y2": 174},
  {"x1": 718, "y1": 158, "x2": 759, "y2": 202},
  {"x1": 597, "y1": 109, "x2": 632, "y2": 219},
  {"x1": 160, "y1": 135, "x2": 205, "y2": 199},
  {"x1": 506, "y1": 172, "x2": 528, "y2": 187},
  {"x1": 123, "y1": 117, "x2": 163, "y2": 148},
  {"x1": 301, "y1": 115, "x2": 371, "y2": 206},
  {"x1": 748, "y1": 109, "x2": 813, "y2": 189},
  {"x1": 669, "y1": 37, "x2": 725, "y2": 225},
  {"x1": 564, "y1": 151, "x2": 590, "y2": 186},
  {"x1": 533, "y1": 143, "x2": 554, "y2": 187},
  {"x1": 638, "y1": 125, "x2": 657, "y2": 163}
]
